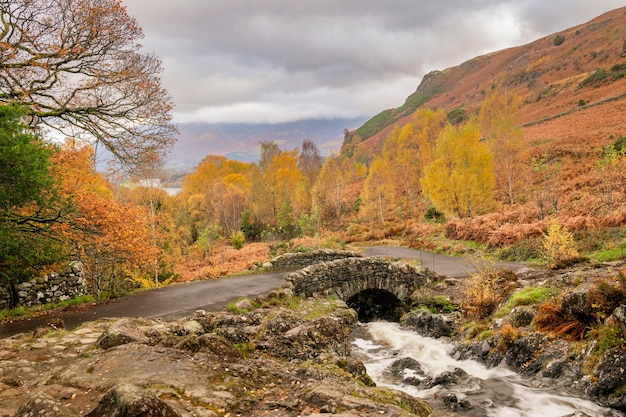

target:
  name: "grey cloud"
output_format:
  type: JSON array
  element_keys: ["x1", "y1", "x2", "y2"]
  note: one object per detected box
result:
[{"x1": 124, "y1": 0, "x2": 625, "y2": 123}]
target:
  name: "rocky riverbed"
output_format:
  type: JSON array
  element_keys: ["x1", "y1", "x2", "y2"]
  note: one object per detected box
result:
[
  {"x1": 0, "y1": 290, "x2": 435, "y2": 417},
  {"x1": 398, "y1": 259, "x2": 626, "y2": 414}
]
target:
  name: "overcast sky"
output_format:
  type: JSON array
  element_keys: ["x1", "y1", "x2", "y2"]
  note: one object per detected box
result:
[{"x1": 123, "y1": 1, "x2": 625, "y2": 125}]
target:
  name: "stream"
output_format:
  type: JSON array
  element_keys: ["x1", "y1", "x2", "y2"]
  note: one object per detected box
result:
[{"x1": 351, "y1": 321, "x2": 624, "y2": 417}]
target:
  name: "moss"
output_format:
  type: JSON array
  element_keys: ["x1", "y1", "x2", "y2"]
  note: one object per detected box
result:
[
  {"x1": 495, "y1": 286, "x2": 554, "y2": 317},
  {"x1": 362, "y1": 387, "x2": 432, "y2": 416},
  {"x1": 412, "y1": 295, "x2": 457, "y2": 313},
  {"x1": 304, "y1": 299, "x2": 339, "y2": 320},
  {"x1": 591, "y1": 245, "x2": 626, "y2": 262},
  {"x1": 478, "y1": 330, "x2": 494, "y2": 340},
  {"x1": 234, "y1": 341, "x2": 256, "y2": 358}
]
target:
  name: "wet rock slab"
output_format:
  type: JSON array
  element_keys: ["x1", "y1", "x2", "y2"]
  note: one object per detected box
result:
[{"x1": 0, "y1": 295, "x2": 432, "y2": 416}]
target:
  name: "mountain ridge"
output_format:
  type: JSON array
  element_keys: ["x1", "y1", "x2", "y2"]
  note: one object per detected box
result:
[
  {"x1": 348, "y1": 6, "x2": 626, "y2": 156},
  {"x1": 167, "y1": 117, "x2": 368, "y2": 169}
]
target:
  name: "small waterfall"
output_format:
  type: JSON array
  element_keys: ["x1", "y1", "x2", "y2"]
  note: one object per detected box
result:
[{"x1": 351, "y1": 321, "x2": 624, "y2": 417}]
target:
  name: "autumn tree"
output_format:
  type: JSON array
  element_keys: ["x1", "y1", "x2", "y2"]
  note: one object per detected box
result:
[
  {"x1": 124, "y1": 155, "x2": 172, "y2": 286},
  {"x1": 120, "y1": 183, "x2": 176, "y2": 287},
  {"x1": 360, "y1": 109, "x2": 446, "y2": 224},
  {"x1": 421, "y1": 121, "x2": 495, "y2": 218},
  {"x1": 259, "y1": 141, "x2": 282, "y2": 173},
  {"x1": 210, "y1": 173, "x2": 250, "y2": 237},
  {"x1": 178, "y1": 155, "x2": 252, "y2": 242},
  {"x1": 251, "y1": 149, "x2": 303, "y2": 236},
  {"x1": 532, "y1": 154, "x2": 562, "y2": 218},
  {"x1": 413, "y1": 108, "x2": 448, "y2": 171},
  {"x1": 298, "y1": 139, "x2": 324, "y2": 189},
  {"x1": 312, "y1": 155, "x2": 365, "y2": 229},
  {"x1": 596, "y1": 142, "x2": 626, "y2": 209},
  {"x1": 360, "y1": 157, "x2": 390, "y2": 223},
  {"x1": 0, "y1": 0, "x2": 176, "y2": 169},
  {"x1": 479, "y1": 87, "x2": 524, "y2": 205},
  {"x1": 54, "y1": 140, "x2": 159, "y2": 298}
]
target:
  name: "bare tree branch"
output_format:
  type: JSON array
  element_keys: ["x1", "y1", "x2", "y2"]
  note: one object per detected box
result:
[{"x1": 0, "y1": 0, "x2": 177, "y2": 170}]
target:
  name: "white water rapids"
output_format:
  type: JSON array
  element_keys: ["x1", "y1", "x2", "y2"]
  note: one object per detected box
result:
[{"x1": 351, "y1": 322, "x2": 624, "y2": 417}]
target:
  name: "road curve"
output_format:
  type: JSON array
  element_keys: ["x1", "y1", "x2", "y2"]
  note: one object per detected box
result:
[
  {"x1": 0, "y1": 246, "x2": 525, "y2": 338},
  {"x1": 361, "y1": 246, "x2": 525, "y2": 277},
  {"x1": 0, "y1": 271, "x2": 287, "y2": 338}
]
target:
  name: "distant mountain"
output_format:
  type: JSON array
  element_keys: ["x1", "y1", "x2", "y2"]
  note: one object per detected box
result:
[{"x1": 166, "y1": 117, "x2": 368, "y2": 169}]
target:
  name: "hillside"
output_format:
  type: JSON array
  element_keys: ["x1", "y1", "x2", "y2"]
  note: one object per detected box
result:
[{"x1": 349, "y1": 6, "x2": 626, "y2": 157}]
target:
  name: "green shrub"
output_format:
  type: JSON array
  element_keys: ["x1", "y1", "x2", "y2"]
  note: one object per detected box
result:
[
  {"x1": 447, "y1": 107, "x2": 467, "y2": 124},
  {"x1": 423, "y1": 206, "x2": 445, "y2": 223},
  {"x1": 579, "y1": 68, "x2": 609, "y2": 88},
  {"x1": 610, "y1": 61, "x2": 626, "y2": 78},
  {"x1": 495, "y1": 238, "x2": 543, "y2": 262},
  {"x1": 553, "y1": 34, "x2": 565, "y2": 46},
  {"x1": 613, "y1": 135, "x2": 626, "y2": 153},
  {"x1": 412, "y1": 294, "x2": 457, "y2": 313},
  {"x1": 230, "y1": 231, "x2": 245, "y2": 250}
]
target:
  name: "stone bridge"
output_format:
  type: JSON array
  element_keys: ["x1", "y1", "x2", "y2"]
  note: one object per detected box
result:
[{"x1": 284, "y1": 257, "x2": 435, "y2": 321}]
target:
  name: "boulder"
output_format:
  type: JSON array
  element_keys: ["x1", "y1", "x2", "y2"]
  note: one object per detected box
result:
[
  {"x1": 588, "y1": 347, "x2": 626, "y2": 411},
  {"x1": 182, "y1": 319, "x2": 204, "y2": 335},
  {"x1": 428, "y1": 368, "x2": 468, "y2": 388},
  {"x1": 233, "y1": 298, "x2": 254, "y2": 311},
  {"x1": 401, "y1": 309, "x2": 459, "y2": 338},
  {"x1": 511, "y1": 306, "x2": 536, "y2": 327},
  {"x1": 389, "y1": 357, "x2": 423, "y2": 375},
  {"x1": 86, "y1": 383, "x2": 180, "y2": 417},
  {"x1": 608, "y1": 305, "x2": 626, "y2": 332},
  {"x1": 96, "y1": 319, "x2": 149, "y2": 350},
  {"x1": 13, "y1": 392, "x2": 73, "y2": 417}
]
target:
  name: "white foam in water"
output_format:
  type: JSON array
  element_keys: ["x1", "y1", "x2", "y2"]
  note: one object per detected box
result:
[{"x1": 352, "y1": 322, "x2": 624, "y2": 417}]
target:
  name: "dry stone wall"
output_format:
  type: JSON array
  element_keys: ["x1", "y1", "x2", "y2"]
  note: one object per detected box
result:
[{"x1": 0, "y1": 262, "x2": 86, "y2": 309}]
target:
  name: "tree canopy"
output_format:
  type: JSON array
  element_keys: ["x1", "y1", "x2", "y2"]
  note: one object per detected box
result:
[
  {"x1": 421, "y1": 121, "x2": 495, "y2": 218},
  {"x1": 0, "y1": 0, "x2": 176, "y2": 169},
  {"x1": 0, "y1": 105, "x2": 63, "y2": 287}
]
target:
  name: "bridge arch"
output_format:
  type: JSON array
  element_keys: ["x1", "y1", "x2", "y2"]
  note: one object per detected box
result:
[{"x1": 284, "y1": 257, "x2": 433, "y2": 320}]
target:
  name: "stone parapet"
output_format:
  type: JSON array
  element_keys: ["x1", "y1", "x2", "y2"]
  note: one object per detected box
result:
[{"x1": 265, "y1": 249, "x2": 362, "y2": 270}]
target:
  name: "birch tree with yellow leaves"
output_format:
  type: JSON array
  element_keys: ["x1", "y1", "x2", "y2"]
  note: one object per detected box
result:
[{"x1": 421, "y1": 121, "x2": 495, "y2": 218}]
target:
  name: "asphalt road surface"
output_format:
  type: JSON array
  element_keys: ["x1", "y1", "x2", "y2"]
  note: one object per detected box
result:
[
  {"x1": 0, "y1": 271, "x2": 287, "y2": 338},
  {"x1": 0, "y1": 246, "x2": 525, "y2": 338},
  {"x1": 361, "y1": 246, "x2": 525, "y2": 277}
]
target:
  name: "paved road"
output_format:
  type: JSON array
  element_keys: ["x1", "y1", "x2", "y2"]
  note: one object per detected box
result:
[
  {"x1": 0, "y1": 246, "x2": 525, "y2": 338},
  {"x1": 362, "y1": 246, "x2": 525, "y2": 277},
  {"x1": 0, "y1": 271, "x2": 287, "y2": 338}
]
